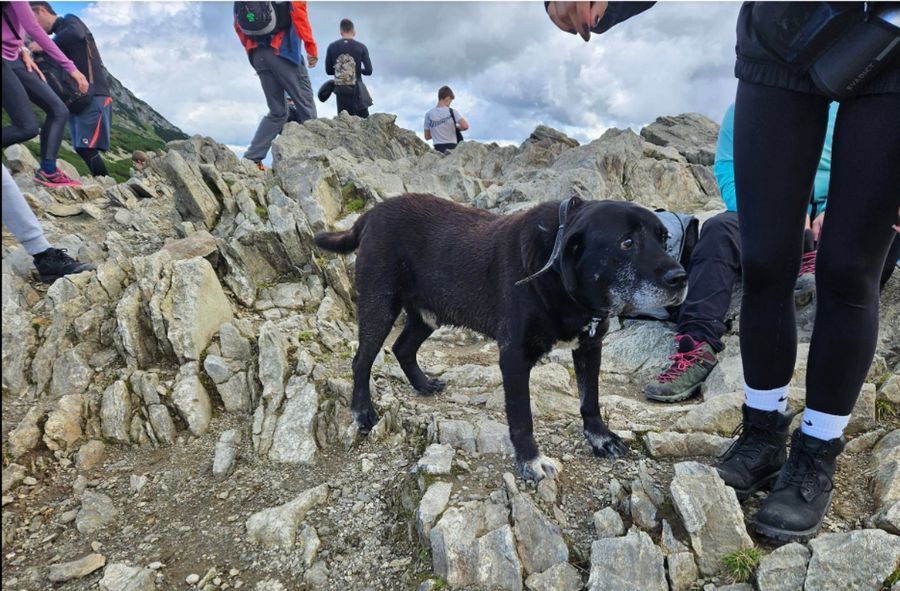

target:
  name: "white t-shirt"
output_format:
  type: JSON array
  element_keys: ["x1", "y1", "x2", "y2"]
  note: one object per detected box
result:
[{"x1": 424, "y1": 106, "x2": 463, "y2": 145}]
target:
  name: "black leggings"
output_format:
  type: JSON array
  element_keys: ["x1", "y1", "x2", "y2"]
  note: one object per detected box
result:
[
  {"x1": 76, "y1": 148, "x2": 108, "y2": 177},
  {"x1": 1, "y1": 57, "x2": 68, "y2": 162},
  {"x1": 735, "y1": 82, "x2": 900, "y2": 415}
]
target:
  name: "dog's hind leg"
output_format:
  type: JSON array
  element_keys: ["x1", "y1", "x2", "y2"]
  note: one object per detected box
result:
[
  {"x1": 352, "y1": 291, "x2": 400, "y2": 434},
  {"x1": 573, "y1": 333, "x2": 629, "y2": 459},
  {"x1": 392, "y1": 310, "x2": 445, "y2": 396}
]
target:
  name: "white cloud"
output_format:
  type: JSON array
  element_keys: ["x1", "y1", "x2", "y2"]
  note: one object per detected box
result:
[{"x1": 80, "y1": 1, "x2": 741, "y2": 150}]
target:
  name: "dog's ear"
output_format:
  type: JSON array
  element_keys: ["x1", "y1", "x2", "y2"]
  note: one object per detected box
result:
[{"x1": 558, "y1": 231, "x2": 584, "y2": 294}]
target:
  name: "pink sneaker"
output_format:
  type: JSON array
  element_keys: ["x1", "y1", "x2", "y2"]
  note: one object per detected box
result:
[
  {"x1": 798, "y1": 250, "x2": 817, "y2": 276},
  {"x1": 33, "y1": 169, "x2": 81, "y2": 188}
]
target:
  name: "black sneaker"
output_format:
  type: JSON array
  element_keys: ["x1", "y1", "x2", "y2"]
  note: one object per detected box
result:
[
  {"x1": 754, "y1": 429, "x2": 844, "y2": 542},
  {"x1": 32, "y1": 248, "x2": 96, "y2": 284},
  {"x1": 716, "y1": 405, "x2": 792, "y2": 500}
]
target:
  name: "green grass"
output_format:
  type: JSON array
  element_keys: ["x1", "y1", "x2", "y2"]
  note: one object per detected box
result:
[
  {"x1": 721, "y1": 547, "x2": 761, "y2": 584},
  {"x1": 345, "y1": 196, "x2": 366, "y2": 214},
  {"x1": 255, "y1": 205, "x2": 269, "y2": 221},
  {"x1": 877, "y1": 398, "x2": 898, "y2": 422},
  {"x1": 297, "y1": 331, "x2": 316, "y2": 342},
  {"x1": 883, "y1": 562, "x2": 900, "y2": 589}
]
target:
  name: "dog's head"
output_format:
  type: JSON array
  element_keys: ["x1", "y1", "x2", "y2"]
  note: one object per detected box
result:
[{"x1": 557, "y1": 198, "x2": 688, "y2": 315}]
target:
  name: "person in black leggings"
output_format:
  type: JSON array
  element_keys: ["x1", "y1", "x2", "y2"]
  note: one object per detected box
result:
[{"x1": 547, "y1": 1, "x2": 900, "y2": 542}]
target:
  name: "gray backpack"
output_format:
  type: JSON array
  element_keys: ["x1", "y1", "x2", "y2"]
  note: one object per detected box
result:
[{"x1": 333, "y1": 53, "x2": 357, "y2": 96}]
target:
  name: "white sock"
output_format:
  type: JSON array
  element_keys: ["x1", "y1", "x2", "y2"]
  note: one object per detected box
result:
[
  {"x1": 744, "y1": 384, "x2": 789, "y2": 413},
  {"x1": 800, "y1": 408, "x2": 849, "y2": 441}
]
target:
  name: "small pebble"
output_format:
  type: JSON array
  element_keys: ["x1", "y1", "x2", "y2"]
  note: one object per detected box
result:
[
  {"x1": 23, "y1": 477, "x2": 37, "y2": 486},
  {"x1": 186, "y1": 573, "x2": 200, "y2": 584}
]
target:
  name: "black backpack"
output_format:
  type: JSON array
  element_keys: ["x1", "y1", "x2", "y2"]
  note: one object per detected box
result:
[
  {"x1": 234, "y1": 2, "x2": 291, "y2": 37},
  {"x1": 448, "y1": 108, "x2": 464, "y2": 144},
  {"x1": 3, "y1": 8, "x2": 94, "y2": 114}
]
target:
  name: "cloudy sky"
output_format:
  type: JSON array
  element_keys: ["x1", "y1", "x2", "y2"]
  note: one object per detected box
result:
[{"x1": 67, "y1": 1, "x2": 742, "y2": 151}]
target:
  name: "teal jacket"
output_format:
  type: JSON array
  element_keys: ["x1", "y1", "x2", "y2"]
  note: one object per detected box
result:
[{"x1": 714, "y1": 102, "x2": 838, "y2": 215}]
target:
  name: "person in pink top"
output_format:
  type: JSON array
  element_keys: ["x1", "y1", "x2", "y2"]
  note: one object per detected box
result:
[{"x1": 2, "y1": 0, "x2": 88, "y2": 187}]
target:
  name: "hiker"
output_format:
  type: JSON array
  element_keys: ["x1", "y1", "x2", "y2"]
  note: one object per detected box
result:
[
  {"x1": 642, "y1": 102, "x2": 836, "y2": 403},
  {"x1": 547, "y1": 1, "x2": 900, "y2": 542},
  {"x1": 324, "y1": 18, "x2": 373, "y2": 118},
  {"x1": 2, "y1": 164, "x2": 95, "y2": 282},
  {"x1": 130, "y1": 150, "x2": 148, "y2": 178},
  {"x1": 234, "y1": 0, "x2": 318, "y2": 171},
  {"x1": 424, "y1": 86, "x2": 468, "y2": 153},
  {"x1": 2, "y1": 0, "x2": 88, "y2": 188},
  {"x1": 30, "y1": 1, "x2": 112, "y2": 177}
]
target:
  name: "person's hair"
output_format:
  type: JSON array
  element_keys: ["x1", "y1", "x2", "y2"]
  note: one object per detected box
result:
[
  {"x1": 340, "y1": 19, "x2": 354, "y2": 33},
  {"x1": 132, "y1": 151, "x2": 148, "y2": 163},
  {"x1": 29, "y1": 1, "x2": 56, "y2": 15},
  {"x1": 438, "y1": 86, "x2": 455, "y2": 101}
]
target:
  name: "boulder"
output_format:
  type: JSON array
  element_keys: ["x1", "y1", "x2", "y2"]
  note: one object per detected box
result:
[
  {"x1": 640, "y1": 113, "x2": 719, "y2": 166},
  {"x1": 417, "y1": 481, "x2": 452, "y2": 547},
  {"x1": 98, "y1": 563, "x2": 156, "y2": 591},
  {"x1": 755, "y1": 543, "x2": 810, "y2": 591},
  {"x1": 76, "y1": 490, "x2": 118, "y2": 536},
  {"x1": 101, "y1": 381, "x2": 132, "y2": 443},
  {"x1": 212, "y1": 429, "x2": 240, "y2": 478},
  {"x1": 505, "y1": 474, "x2": 568, "y2": 575},
  {"x1": 268, "y1": 377, "x2": 318, "y2": 464},
  {"x1": 171, "y1": 362, "x2": 212, "y2": 436},
  {"x1": 43, "y1": 394, "x2": 84, "y2": 451},
  {"x1": 163, "y1": 149, "x2": 221, "y2": 229},
  {"x1": 524, "y1": 562, "x2": 582, "y2": 591},
  {"x1": 586, "y1": 529, "x2": 668, "y2": 591},
  {"x1": 805, "y1": 529, "x2": 900, "y2": 591},
  {"x1": 245, "y1": 484, "x2": 328, "y2": 548},
  {"x1": 593, "y1": 506, "x2": 625, "y2": 538},
  {"x1": 165, "y1": 257, "x2": 233, "y2": 362}
]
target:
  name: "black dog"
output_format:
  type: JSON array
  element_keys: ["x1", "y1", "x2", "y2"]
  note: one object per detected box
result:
[{"x1": 315, "y1": 193, "x2": 687, "y2": 481}]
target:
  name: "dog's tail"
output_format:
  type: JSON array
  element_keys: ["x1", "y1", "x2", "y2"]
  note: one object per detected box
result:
[{"x1": 314, "y1": 216, "x2": 364, "y2": 254}]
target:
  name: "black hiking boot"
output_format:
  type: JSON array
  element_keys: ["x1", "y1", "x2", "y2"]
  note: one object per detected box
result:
[
  {"x1": 715, "y1": 404, "x2": 792, "y2": 500},
  {"x1": 754, "y1": 429, "x2": 844, "y2": 542},
  {"x1": 32, "y1": 248, "x2": 95, "y2": 284}
]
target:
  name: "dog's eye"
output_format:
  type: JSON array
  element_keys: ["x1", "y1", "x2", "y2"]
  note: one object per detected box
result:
[{"x1": 620, "y1": 238, "x2": 634, "y2": 250}]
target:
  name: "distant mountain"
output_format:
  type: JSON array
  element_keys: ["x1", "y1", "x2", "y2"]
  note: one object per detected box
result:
[{"x1": 2, "y1": 70, "x2": 189, "y2": 182}]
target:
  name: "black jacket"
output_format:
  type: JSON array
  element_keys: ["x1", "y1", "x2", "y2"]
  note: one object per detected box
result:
[
  {"x1": 591, "y1": 1, "x2": 900, "y2": 96},
  {"x1": 51, "y1": 14, "x2": 110, "y2": 97}
]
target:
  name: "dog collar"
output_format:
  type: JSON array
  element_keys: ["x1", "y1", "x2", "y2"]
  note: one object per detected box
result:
[
  {"x1": 583, "y1": 317, "x2": 604, "y2": 338},
  {"x1": 515, "y1": 197, "x2": 575, "y2": 286}
]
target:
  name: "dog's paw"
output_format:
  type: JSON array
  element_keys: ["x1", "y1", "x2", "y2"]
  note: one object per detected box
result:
[
  {"x1": 516, "y1": 454, "x2": 562, "y2": 483},
  {"x1": 353, "y1": 406, "x2": 379, "y2": 435},
  {"x1": 585, "y1": 429, "x2": 629, "y2": 459},
  {"x1": 415, "y1": 378, "x2": 446, "y2": 397}
]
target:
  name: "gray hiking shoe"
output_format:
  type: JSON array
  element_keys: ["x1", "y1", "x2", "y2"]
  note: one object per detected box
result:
[{"x1": 643, "y1": 335, "x2": 718, "y2": 402}]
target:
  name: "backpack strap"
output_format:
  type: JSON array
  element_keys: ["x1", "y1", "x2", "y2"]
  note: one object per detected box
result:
[{"x1": 3, "y1": 6, "x2": 22, "y2": 42}]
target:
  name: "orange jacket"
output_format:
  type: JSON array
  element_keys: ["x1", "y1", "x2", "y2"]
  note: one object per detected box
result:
[{"x1": 235, "y1": 1, "x2": 317, "y2": 62}]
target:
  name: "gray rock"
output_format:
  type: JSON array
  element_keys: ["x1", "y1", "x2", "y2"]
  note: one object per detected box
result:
[
  {"x1": 630, "y1": 478, "x2": 658, "y2": 531},
  {"x1": 245, "y1": 483, "x2": 328, "y2": 548},
  {"x1": 47, "y1": 553, "x2": 106, "y2": 583},
  {"x1": 430, "y1": 500, "x2": 512, "y2": 589},
  {"x1": 417, "y1": 443, "x2": 455, "y2": 475},
  {"x1": 268, "y1": 376, "x2": 318, "y2": 464},
  {"x1": 644, "y1": 432, "x2": 733, "y2": 458},
  {"x1": 76, "y1": 440, "x2": 106, "y2": 470},
  {"x1": 524, "y1": 562, "x2": 582, "y2": 591},
  {"x1": 165, "y1": 257, "x2": 233, "y2": 362},
  {"x1": 873, "y1": 429, "x2": 900, "y2": 512},
  {"x1": 147, "y1": 405, "x2": 176, "y2": 445},
  {"x1": 755, "y1": 542, "x2": 810, "y2": 591},
  {"x1": 98, "y1": 562, "x2": 156, "y2": 591},
  {"x1": 473, "y1": 525, "x2": 524, "y2": 591},
  {"x1": 805, "y1": 529, "x2": 900, "y2": 591},
  {"x1": 171, "y1": 362, "x2": 212, "y2": 436},
  {"x1": 42, "y1": 394, "x2": 84, "y2": 451},
  {"x1": 417, "y1": 481, "x2": 452, "y2": 547},
  {"x1": 1, "y1": 464, "x2": 26, "y2": 494},
  {"x1": 3, "y1": 144, "x2": 39, "y2": 174},
  {"x1": 436, "y1": 419, "x2": 478, "y2": 454},
  {"x1": 875, "y1": 501, "x2": 900, "y2": 535},
  {"x1": 101, "y1": 381, "x2": 132, "y2": 443},
  {"x1": 7, "y1": 405, "x2": 43, "y2": 458},
  {"x1": 297, "y1": 525, "x2": 321, "y2": 569},
  {"x1": 217, "y1": 371, "x2": 253, "y2": 413},
  {"x1": 666, "y1": 551, "x2": 698, "y2": 591},
  {"x1": 669, "y1": 462, "x2": 753, "y2": 576},
  {"x1": 203, "y1": 354, "x2": 234, "y2": 384},
  {"x1": 879, "y1": 373, "x2": 900, "y2": 405},
  {"x1": 601, "y1": 320, "x2": 674, "y2": 376},
  {"x1": 219, "y1": 322, "x2": 252, "y2": 361},
  {"x1": 593, "y1": 507, "x2": 625, "y2": 538},
  {"x1": 506, "y1": 474, "x2": 568, "y2": 575},
  {"x1": 76, "y1": 490, "x2": 118, "y2": 536},
  {"x1": 674, "y1": 392, "x2": 743, "y2": 435},
  {"x1": 640, "y1": 113, "x2": 719, "y2": 165},
  {"x1": 163, "y1": 149, "x2": 221, "y2": 230},
  {"x1": 477, "y1": 419, "x2": 515, "y2": 455},
  {"x1": 586, "y1": 529, "x2": 668, "y2": 591},
  {"x1": 212, "y1": 429, "x2": 240, "y2": 478},
  {"x1": 660, "y1": 519, "x2": 689, "y2": 554}
]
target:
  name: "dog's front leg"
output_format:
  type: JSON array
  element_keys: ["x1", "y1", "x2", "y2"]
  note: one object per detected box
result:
[
  {"x1": 573, "y1": 334, "x2": 629, "y2": 459},
  {"x1": 500, "y1": 347, "x2": 560, "y2": 482}
]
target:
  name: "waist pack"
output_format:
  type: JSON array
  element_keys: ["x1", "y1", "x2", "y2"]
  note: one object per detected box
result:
[
  {"x1": 234, "y1": 1, "x2": 291, "y2": 37},
  {"x1": 622, "y1": 210, "x2": 699, "y2": 321}
]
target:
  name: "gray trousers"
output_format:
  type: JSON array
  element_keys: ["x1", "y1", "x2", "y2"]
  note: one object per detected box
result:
[
  {"x1": 2, "y1": 165, "x2": 50, "y2": 256},
  {"x1": 245, "y1": 47, "x2": 317, "y2": 162}
]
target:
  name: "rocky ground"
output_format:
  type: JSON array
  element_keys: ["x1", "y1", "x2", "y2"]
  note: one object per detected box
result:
[{"x1": 2, "y1": 113, "x2": 899, "y2": 591}]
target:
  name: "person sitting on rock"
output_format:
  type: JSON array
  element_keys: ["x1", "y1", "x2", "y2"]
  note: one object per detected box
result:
[
  {"x1": 324, "y1": 18, "x2": 373, "y2": 118},
  {"x1": 642, "y1": 101, "x2": 838, "y2": 403},
  {"x1": 129, "y1": 150, "x2": 148, "y2": 178},
  {"x1": 2, "y1": 164, "x2": 95, "y2": 283},
  {"x1": 424, "y1": 86, "x2": 469, "y2": 153}
]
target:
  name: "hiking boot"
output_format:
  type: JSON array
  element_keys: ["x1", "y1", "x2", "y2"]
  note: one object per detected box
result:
[
  {"x1": 754, "y1": 429, "x2": 844, "y2": 542},
  {"x1": 33, "y1": 169, "x2": 81, "y2": 188},
  {"x1": 716, "y1": 404, "x2": 792, "y2": 500},
  {"x1": 32, "y1": 248, "x2": 96, "y2": 284},
  {"x1": 253, "y1": 160, "x2": 267, "y2": 172},
  {"x1": 643, "y1": 335, "x2": 717, "y2": 402}
]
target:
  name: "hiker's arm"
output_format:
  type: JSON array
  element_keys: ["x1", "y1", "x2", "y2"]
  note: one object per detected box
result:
[
  {"x1": 424, "y1": 129, "x2": 432, "y2": 141},
  {"x1": 325, "y1": 45, "x2": 335, "y2": 75},
  {"x1": 11, "y1": 1, "x2": 76, "y2": 73},
  {"x1": 291, "y1": 1, "x2": 317, "y2": 59},
  {"x1": 360, "y1": 46, "x2": 372, "y2": 76},
  {"x1": 52, "y1": 18, "x2": 85, "y2": 47},
  {"x1": 458, "y1": 115, "x2": 470, "y2": 132}
]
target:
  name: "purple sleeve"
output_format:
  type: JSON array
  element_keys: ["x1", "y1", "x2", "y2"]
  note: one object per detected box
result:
[{"x1": 10, "y1": 1, "x2": 77, "y2": 73}]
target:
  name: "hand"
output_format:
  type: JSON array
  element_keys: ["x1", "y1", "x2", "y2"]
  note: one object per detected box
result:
[
  {"x1": 308, "y1": 55, "x2": 318, "y2": 68},
  {"x1": 547, "y1": 1, "x2": 608, "y2": 41},
  {"x1": 70, "y1": 69, "x2": 89, "y2": 94},
  {"x1": 812, "y1": 213, "x2": 825, "y2": 243},
  {"x1": 22, "y1": 50, "x2": 46, "y2": 82},
  {"x1": 28, "y1": 41, "x2": 43, "y2": 53}
]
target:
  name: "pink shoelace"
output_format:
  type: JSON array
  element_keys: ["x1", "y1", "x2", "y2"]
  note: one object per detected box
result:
[
  {"x1": 658, "y1": 336, "x2": 708, "y2": 383},
  {"x1": 799, "y1": 250, "x2": 817, "y2": 276}
]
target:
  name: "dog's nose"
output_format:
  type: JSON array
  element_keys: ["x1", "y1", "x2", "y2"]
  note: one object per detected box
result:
[{"x1": 663, "y1": 268, "x2": 688, "y2": 288}]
